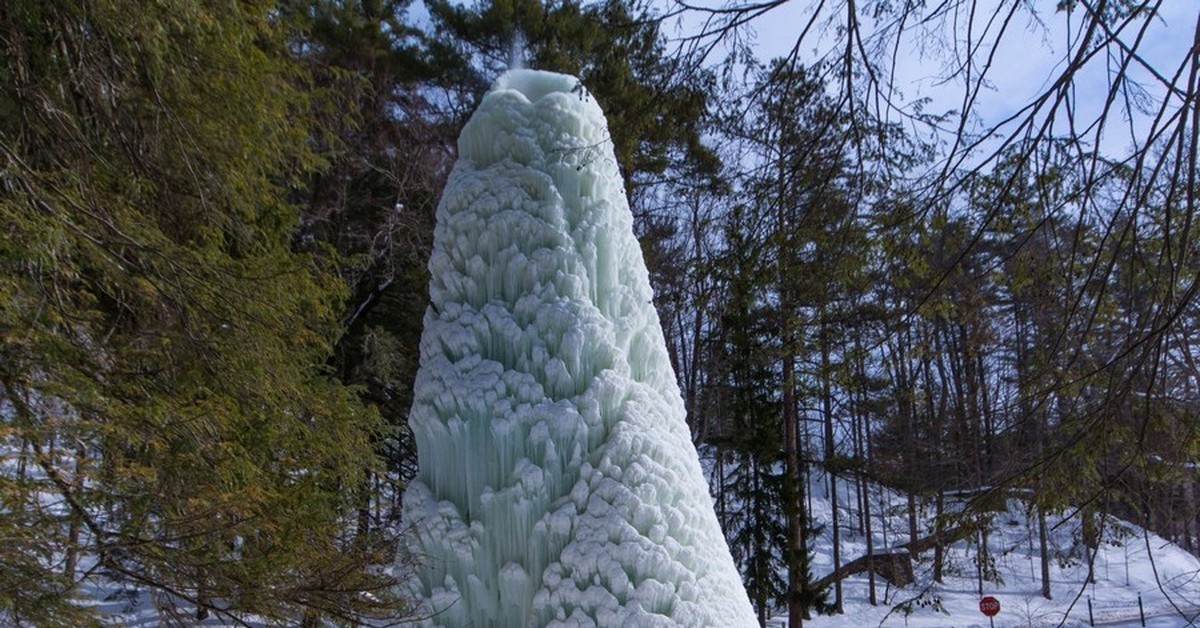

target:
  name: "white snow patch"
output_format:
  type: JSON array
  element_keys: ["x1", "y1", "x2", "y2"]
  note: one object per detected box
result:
[{"x1": 773, "y1": 470, "x2": 1200, "y2": 628}]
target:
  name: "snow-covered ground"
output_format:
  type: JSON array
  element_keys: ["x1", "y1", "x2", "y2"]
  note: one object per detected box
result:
[
  {"x1": 15, "y1": 442, "x2": 1200, "y2": 626},
  {"x1": 780, "y1": 470, "x2": 1200, "y2": 628}
]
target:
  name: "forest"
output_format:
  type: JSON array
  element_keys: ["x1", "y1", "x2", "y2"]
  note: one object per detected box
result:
[{"x1": 1, "y1": 0, "x2": 1197, "y2": 625}]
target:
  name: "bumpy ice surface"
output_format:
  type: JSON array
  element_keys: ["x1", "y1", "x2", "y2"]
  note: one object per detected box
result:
[{"x1": 403, "y1": 70, "x2": 756, "y2": 627}]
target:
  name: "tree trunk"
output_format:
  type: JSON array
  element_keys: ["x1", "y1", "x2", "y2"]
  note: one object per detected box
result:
[
  {"x1": 716, "y1": 443, "x2": 727, "y2": 525},
  {"x1": 776, "y1": 120, "x2": 807, "y2": 628},
  {"x1": 64, "y1": 442, "x2": 86, "y2": 581},
  {"x1": 356, "y1": 467, "x2": 373, "y2": 545},
  {"x1": 933, "y1": 492, "x2": 945, "y2": 583},
  {"x1": 821, "y1": 312, "x2": 842, "y2": 613},
  {"x1": 907, "y1": 494, "x2": 919, "y2": 552},
  {"x1": 866, "y1": 480, "x2": 877, "y2": 605},
  {"x1": 1083, "y1": 508, "x2": 1098, "y2": 584},
  {"x1": 17, "y1": 437, "x2": 29, "y2": 480},
  {"x1": 976, "y1": 528, "x2": 986, "y2": 596},
  {"x1": 752, "y1": 462, "x2": 768, "y2": 628},
  {"x1": 1039, "y1": 506, "x2": 1052, "y2": 599},
  {"x1": 785, "y1": 348, "x2": 806, "y2": 628}
]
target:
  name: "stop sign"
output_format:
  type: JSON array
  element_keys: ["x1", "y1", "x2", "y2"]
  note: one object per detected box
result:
[{"x1": 979, "y1": 596, "x2": 1001, "y2": 617}]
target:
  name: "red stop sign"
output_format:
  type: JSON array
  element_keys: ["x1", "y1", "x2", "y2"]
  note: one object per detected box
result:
[{"x1": 979, "y1": 596, "x2": 1001, "y2": 617}]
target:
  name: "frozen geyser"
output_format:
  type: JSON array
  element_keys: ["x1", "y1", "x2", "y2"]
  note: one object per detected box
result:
[{"x1": 403, "y1": 69, "x2": 756, "y2": 627}]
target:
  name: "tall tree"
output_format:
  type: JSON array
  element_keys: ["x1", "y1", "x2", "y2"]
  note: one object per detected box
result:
[
  {"x1": 0, "y1": 0, "x2": 409, "y2": 623},
  {"x1": 679, "y1": 0, "x2": 1200, "y2": 551},
  {"x1": 709, "y1": 202, "x2": 790, "y2": 626},
  {"x1": 284, "y1": 0, "x2": 454, "y2": 527},
  {"x1": 719, "y1": 60, "x2": 850, "y2": 625}
]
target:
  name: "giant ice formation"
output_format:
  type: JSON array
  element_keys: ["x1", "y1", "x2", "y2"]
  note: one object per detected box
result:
[{"x1": 403, "y1": 70, "x2": 756, "y2": 627}]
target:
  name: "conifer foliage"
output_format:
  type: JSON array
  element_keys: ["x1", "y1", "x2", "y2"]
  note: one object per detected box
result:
[
  {"x1": 708, "y1": 205, "x2": 791, "y2": 625},
  {"x1": 0, "y1": 0, "x2": 410, "y2": 623}
]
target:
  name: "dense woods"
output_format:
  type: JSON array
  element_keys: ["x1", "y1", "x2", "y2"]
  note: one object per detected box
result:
[{"x1": 2, "y1": 0, "x2": 1197, "y2": 625}]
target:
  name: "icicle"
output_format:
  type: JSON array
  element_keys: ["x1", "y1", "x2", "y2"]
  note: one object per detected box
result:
[{"x1": 403, "y1": 70, "x2": 756, "y2": 627}]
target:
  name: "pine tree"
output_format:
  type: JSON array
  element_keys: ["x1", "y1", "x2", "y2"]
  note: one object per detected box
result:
[
  {"x1": 284, "y1": 0, "x2": 451, "y2": 526},
  {"x1": 737, "y1": 61, "x2": 848, "y2": 625},
  {"x1": 0, "y1": 1, "x2": 410, "y2": 622},
  {"x1": 709, "y1": 203, "x2": 790, "y2": 625}
]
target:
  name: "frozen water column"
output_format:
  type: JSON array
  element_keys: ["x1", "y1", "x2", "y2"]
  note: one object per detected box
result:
[{"x1": 403, "y1": 70, "x2": 756, "y2": 627}]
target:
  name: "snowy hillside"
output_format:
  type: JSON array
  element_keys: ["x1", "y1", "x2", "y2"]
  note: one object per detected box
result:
[{"x1": 781, "y1": 470, "x2": 1200, "y2": 627}]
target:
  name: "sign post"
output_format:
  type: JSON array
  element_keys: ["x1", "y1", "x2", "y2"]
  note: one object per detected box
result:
[{"x1": 979, "y1": 596, "x2": 1000, "y2": 628}]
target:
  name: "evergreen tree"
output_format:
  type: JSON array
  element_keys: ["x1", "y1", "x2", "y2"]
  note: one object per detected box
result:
[
  {"x1": 284, "y1": 0, "x2": 452, "y2": 521},
  {"x1": 709, "y1": 203, "x2": 790, "y2": 626},
  {"x1": 0, "y1": 1, "x2": 410, "y2": 622},
  {"x1": 744, "y1": 61, "x2": 846, "y2": 625}
]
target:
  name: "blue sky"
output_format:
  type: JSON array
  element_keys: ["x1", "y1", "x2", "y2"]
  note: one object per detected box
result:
[{"x1": 666, "y1": 0, "x2": 1195, "y2": 159}]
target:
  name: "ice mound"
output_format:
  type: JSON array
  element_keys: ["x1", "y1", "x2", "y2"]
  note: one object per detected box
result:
[{"x1": 403, "y1": 69, "x2": 756, "y2": 627}]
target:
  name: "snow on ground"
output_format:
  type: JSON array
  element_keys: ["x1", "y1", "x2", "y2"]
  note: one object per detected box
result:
[
  {"x1": 777, "y1": 469, "x2": 1200, "y2": 627},
  {"x1": 12, "y1": 427, "x2": 1200, "y2": 627}
]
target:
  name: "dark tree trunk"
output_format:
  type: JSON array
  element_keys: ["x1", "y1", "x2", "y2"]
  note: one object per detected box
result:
[
  {"x1": 1039, "y1": 506, "x2": 1052, "y2": 599},
  {"x1": 64, "y1": 443, "x2": 86, "y2": 581},
  {"x1": 785, "y1": 348, "x2": 806, "y2": 628},
  {"x1": 933, "y1": 492, "x2": 945, "y2": 583},
  {"x1": 821, "y1": 313, "x2": 842, "y2": 613}
]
